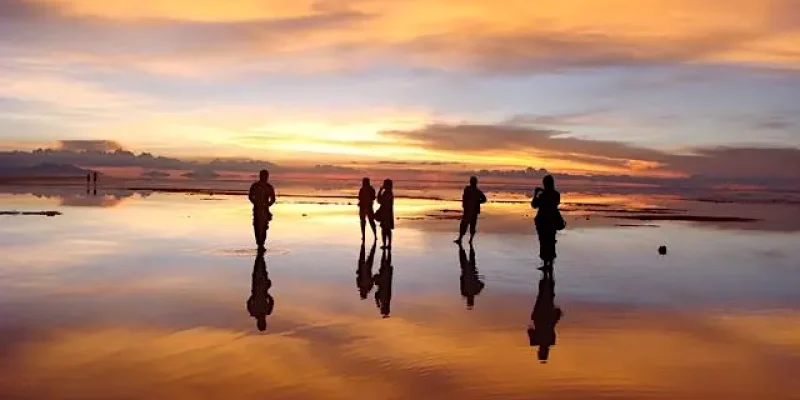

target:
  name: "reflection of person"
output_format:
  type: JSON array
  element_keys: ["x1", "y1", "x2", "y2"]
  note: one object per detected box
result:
[
  {"x1": 249, "y1": 169, "x2": 277, "y2": 251},
  {"x1": 374, "y1": 248, "x2": 394, "y2": 318},
  {"x1": 247, "y1": 251, "x2": 275, "y2": 332},
  {"x1": 531, "y1": 175, "x2": 562, "y2": 272},
  {"x1": 376, "y1": 179, "x2": 395, "y2": 250},
  {"x1": 455, "y1": 176, "x2": 487, "y2": 245},
  {"x1": 357, "y1": 241, "x2": 378, "y2": 300},
  {"x1": 459, "y1": 243, "x2": 485, "y2": 310},
  {"x1": 358, "y1": 178, "x2": 377, "y2": 241},
  {"x1": 527, "y1": 275, "x2": 562, "y2": 363}
]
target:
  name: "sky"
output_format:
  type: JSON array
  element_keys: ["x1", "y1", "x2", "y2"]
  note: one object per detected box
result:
[{"x1": 0, "y1": 0, "x2": 799, "y2": 179}]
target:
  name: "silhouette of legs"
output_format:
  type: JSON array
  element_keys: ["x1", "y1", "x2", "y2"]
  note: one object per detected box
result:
[
  {"x1": 381, "y1": 227, "x2": 392, "y2": 249},
  {"x1": 455, "y1": 213, "x2": 478, "y2": 244},
  {"x1": 253, "y1": 215, "x2": 269, "y2": 250},
  {"x1": 536, "y1": 227, "x2": 557, "y2": 273},
  {"x1": 360, "y1": 208, "x2": 377, "y2": 241}
]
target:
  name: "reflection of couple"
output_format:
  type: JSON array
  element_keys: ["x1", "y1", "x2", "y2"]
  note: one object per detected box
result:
[
  {"x1": 356, "y1": 242, "x2": 393, "y2": 318},
  {"x1": 359, "y1": 178, "x2": 395, "y2": 249},
  {"x1": 247, "y1": 250, "x2": 275, "y2": 332},
  {"x1": 528, "y1": 274, "x2": 563, "y2": 363}
]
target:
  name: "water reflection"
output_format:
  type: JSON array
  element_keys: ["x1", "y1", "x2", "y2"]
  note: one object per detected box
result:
[
  {"x1": 374, "y1": 248, "x2": 393, "y2": 318},
  {"x1": 458, "y1": 243, "x2": 485, "y2": 310},
  {"x1": 357, "y1": 241, "x2": 377, "y2": 300},
  {"x1": 528, "y1": 274, "x2": 563, "y2": 363},
  {"x1": 247, "y1": 250, "x2": 275, "y2": 332}
]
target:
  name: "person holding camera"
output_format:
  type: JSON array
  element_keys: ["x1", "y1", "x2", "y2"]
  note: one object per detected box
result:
[{"x1": 531, "y1": 175, "x2": 564, "y2": 271}]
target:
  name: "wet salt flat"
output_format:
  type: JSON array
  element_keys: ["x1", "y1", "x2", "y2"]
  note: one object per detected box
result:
[{"x1": 1, "y1": 190, "x2": 799, "y2": 399}]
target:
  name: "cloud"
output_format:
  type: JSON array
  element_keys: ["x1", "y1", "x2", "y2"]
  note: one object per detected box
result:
[
  {"x1": 674, "y1": 147, "x2": 800, "y2": 181},
  {"x1": 1, "y1": 0, "x2": 798, "y2": 77},
  {"x1": 382, "y1": 123, "x2": 668, "y2": 171},
  {"x1": 755, "y1": 118, "x2": 795, "y2": 131},
  {"x1": 0, "y1": 145, "x2": 273, "y2": 171},
  {"x1": 141, "y1": 170, "x2": 170, "y2": 179},
  {"x1": 376, "y1": 160, "x2": 464, "y2": 167},
  {"x1": 58, "y1": 140, "x2": 124, "y2": 153},
  {"x1": 381, "y1": 123, "x2": 800, "y2": 183},
  {"x1": 181, "y1": 168, "x2": 220, "y2": 180}
]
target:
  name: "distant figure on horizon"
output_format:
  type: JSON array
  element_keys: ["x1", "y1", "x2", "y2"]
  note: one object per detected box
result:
[
  {"x1": 86, "y1": 173, "x2": 91, "y2": 186},
  {"x1": 528, "y1": 274, "x2": 563, "y2": 363},
  {"x1": 249, "y1": 169, "x2": 276, "y2": 251},
  {"x1": 93, "y1": 171, "x2": 98, "y2": 184},
  {"x1": 376, "y1": 179, "x2": 395, "y2": 250},
  {"x1": 455, "y1": 176, "x2": 487, "y2": 245},
  {"x1": 374, "y1": 248, "x2": 394, "y2": 318},
  {"x1": 459, "y1": 243, "x2": 485, "y2": 310},
  {"x1": 247, "y1": 250, "x2": 275, "y2": 332},
  {"x1": 358, "y1": 178, "x2": 377, "y2": 241},
  {"x1": 531, "y1": 175, "x2": 563, "y2": 273},
  {"x1": 357, "y1": 241, "x2": 378, "y2": 300}
]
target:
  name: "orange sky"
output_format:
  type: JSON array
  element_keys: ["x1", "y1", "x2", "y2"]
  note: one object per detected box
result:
[{"x1": 0, "y1": 0, "x2": 798, "y2": 179}]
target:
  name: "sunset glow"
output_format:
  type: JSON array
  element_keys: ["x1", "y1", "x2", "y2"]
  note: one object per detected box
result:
[{"x1": 0, "y1": 0, "x2": 798, "y2": 181}]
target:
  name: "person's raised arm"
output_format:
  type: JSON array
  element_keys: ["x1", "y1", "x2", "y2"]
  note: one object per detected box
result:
[{"x1": 531, "y1": 190, "x2": 541, "y2": 209}]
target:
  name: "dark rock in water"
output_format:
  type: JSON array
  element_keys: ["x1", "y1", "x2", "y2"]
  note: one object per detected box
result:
[
  {"x1": 302, "y1": 213, "x2": 308, "y2": 217},
  {"x1": 658, "y1": 245, "x2": 667, "y2": 255},
  {"x1": 0, "y1": 210, "x2": 62, "y2": 217}
]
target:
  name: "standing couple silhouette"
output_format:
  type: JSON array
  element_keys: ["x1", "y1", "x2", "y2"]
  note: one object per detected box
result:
[{"x1": 359, "y1": 178, "x2": 395, "y2": 250}]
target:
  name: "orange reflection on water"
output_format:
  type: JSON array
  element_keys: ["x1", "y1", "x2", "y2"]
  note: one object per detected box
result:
[{"x1": 2, "y1": 304, "x2": 798, "y2": 400}]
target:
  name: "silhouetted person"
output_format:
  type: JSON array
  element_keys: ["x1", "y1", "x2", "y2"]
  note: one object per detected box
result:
[
  {"x1": 531, "y1": 175, "x2": 562, "y2": 272},
  {"x1": 358, "y1": 178, "x2": 377, "y2": 241},
  {"x1": 247, "y1": 250, "x2": 275, "y2": 332},
  {"x1": 93, "y1": 171, "x2": 98, "y2": 184},
  {"x1": 357, "y1": 240, "x2": 378, "y2": 300},
  {"x1": 374, "y1": 248, "x2": 394, "y2": 318},
  {"x1": 527, "y1": 274, "x2": 563, "y2": 363},
  {"x1": 86, "y1": 173, "x2": 91, "y2": 186},
  {"x1": 376, "y1": 179, "x2": 395, "y2": 250},
  {"x1": 455, "y1": 176, "x2": 487, "y2": 245},
  {"x1": 249, "y1": 169, "x2": 276, "y2": 251},
  {"x1": 459, "y1": 243, "x2": 485, "y2": 310}
]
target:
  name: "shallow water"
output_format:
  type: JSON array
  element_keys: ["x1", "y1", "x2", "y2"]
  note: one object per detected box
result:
[{"x1": 1, "y1": 190, "x2": 799, "y2": 399}]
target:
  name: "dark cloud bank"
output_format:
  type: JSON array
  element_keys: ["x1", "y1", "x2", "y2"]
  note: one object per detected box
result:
[
  {"x1": 383, "y1": 123, "x2": 800, "y2": 186},
  {"x1": 1, "y1": 134, "x2": 798, "y2": 194}
]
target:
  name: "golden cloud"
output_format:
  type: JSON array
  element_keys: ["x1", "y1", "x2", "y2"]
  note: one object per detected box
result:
[{"x1": 10, "y1": 0, "x2": 800, "y2": 73}]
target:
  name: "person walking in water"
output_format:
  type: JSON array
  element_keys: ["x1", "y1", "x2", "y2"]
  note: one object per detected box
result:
[
  {"x1": 249, "y1": 169, "x2": 276, "y2": 251},
  {"x1": 376, "y1": 179, "x2": 395, "y2": 250},
  {"x1": 358, "y1": 178, "x2": 377, "y2": 241},
  {"x1": 531, "y1": 175, "x2": 563, "y2": 272},
  {"x1": 455, "y1": 176, "x2": 487, "y2": 244}
]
